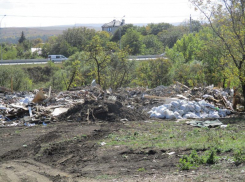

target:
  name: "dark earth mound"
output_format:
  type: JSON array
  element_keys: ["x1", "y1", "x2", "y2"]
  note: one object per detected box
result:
[{"x1": 58, "y1": 100, "x2": 148, "y2": 122}]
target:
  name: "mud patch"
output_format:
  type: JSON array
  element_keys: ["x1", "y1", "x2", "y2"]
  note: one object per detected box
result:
[{"x1": 59, "y1": 100, "x2": 148, "y2": 122}]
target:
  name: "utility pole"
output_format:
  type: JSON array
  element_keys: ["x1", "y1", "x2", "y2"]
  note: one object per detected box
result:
[
  {"x1": 119, "y1": 27, "x2": 121, "y2": 50},
  {"x1": 119, "y1": 15, "x2": 125, "y2": 50},
  {"x1": 0, "y1": 15, "x2": 6, "y2": 60},
  {"x1": 190, "y1": 14, "x2": 192, "y2": 33}
]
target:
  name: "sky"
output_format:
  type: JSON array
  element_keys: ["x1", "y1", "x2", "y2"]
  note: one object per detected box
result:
[{"x1": 0, "y1": 0, "x2": 202, "y2": 28}]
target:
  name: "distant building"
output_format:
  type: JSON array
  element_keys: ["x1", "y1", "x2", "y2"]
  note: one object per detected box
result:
[
  {"x1": 102, "y1": 19, "x2": 125, "y2": 34},
  {"x1": 31, "y1": 48, "x2": 42, "y2": 55}
]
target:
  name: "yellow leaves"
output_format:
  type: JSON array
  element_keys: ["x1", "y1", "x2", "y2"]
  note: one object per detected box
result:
[{"x1": 145, "y1": 25, "x2": 151, "y2": 34}]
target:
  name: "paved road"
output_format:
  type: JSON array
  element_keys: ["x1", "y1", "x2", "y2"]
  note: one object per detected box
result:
[
  {"x1": 0, "y1": 59, "x2": 62, "y2": 65},
  {"x1": 0, "y1": 55, "x2": 166, "y2": 65}
]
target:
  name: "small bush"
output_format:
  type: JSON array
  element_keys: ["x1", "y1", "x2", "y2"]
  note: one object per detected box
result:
[
  {"x1": 205, "y1": 150, "x2": 216, "y2": 164},
  {"x1": 178, "y1": 150, "x2": 201, "y2": 170},
  {"x1": 234, "y1": 148, "x2": 245, "y2": 165},
  {"x1": 178, "y1": 150, "x2": 217, "y2": 170}
]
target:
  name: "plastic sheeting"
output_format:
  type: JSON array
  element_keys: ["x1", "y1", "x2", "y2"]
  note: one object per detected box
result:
[{"x1": 149, "y1": 99, "x2": 231, "y2": 119}]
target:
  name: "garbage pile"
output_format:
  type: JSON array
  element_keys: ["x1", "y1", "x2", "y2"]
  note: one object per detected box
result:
[
  {"x1": 0, "y1": 85, "x2": 148, "y2": 127},
  {"x1": 148, "y1": 84, "x2": 236, "y2": 119},
  {"x1": 0, "y1": 82, "x2": 240, "y2": 127},
  {"x1": 58, "y1": 100, "x2": 147, "y2": 122},
  {"x1": 149, "y1": 99, "x2": 231, "y2": 119}
]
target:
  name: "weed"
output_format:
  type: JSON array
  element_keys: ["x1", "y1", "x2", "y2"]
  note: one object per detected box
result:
[
  {"x1": 137, "y1": 167, "x2": 146, "y2": 172},
  {"x1": 234, "y1": 148, "x2": 245, "y2": 165},
  {"x1": 178, "y1": 150, "x2": 202, "y2": 170},
  {"x1": 178, "y1": 149, "x2": 217, "y2": 170},
  {"x1": 178, "y1": 157, "x2": 195, "y2": 170},
  {"x1": 15, "y1": 130, "x2": 20, "y2": 134},
  {"x1": 205, "y1": 150, "x2": 216, "y2": 164},
  {"x1": 100, "y1": 121, "x2": 245, "y2": 155}
]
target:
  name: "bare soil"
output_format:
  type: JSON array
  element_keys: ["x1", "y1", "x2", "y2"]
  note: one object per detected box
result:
[{"x1": 1, "y1": 117, "x2": 245, "y2": 182}]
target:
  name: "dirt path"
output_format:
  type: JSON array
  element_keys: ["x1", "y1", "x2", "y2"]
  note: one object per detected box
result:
[{"x1": 0, "y1": 159, "x2": 71, "y2": 182}]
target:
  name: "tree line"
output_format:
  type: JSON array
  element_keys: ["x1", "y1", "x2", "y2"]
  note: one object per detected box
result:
[{"x1": 1, "y1": 0, "x2": 245, "y2": 102}]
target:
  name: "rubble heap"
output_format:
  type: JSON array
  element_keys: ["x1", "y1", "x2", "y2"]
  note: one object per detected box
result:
[
  {"x1": 0, "y1": 82, "x2": 241, "y2": 127},
  {"x1": 58, "y1": 100, "x2": 147, "y2": 122}
]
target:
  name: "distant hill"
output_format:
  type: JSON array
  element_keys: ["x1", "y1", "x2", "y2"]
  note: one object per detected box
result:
[
  {"x1": 0, "y1": 22, "x2": 180, "y2": 44},
  {"x1": 0, "y1": 24, "x2": 103, "y2": 44}
]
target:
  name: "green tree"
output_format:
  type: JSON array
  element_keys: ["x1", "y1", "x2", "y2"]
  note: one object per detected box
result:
[
  {"x1": 64, "y1": 51, "x2": 93, "y2": 87},
  {"x1": 107, "y1": 47, "x2": 135, "y2": 89},
  {"x1": 190, "y1": 0, "x2": 245, "y2": 101},
  {"x1": 172, "y1": 33, "x2": 202, "y2": 62},
  {"x1": 121, "y1": 28, "x2": 145, "y2": 55},
  {"x1": 147, "y1": 23, "x2": 173, "y2": 35},
  {"x1": 42, "y1": 27, "x2": 96, "y2": 57},
  {"x1": 62, "y1": 27, "x2": 96, "y2": 51},
  {"x1": 158, "y1": 26, "x2": 184, "y2": 49},
  {"x1": 195, "y1": 27, "x2": 231, "y2": 86},
  {"x1": 31, "y1": 38, "x2": 42, "y2": 47},
  {"x1": 41, "y1": 43, "x2": 51, "y2": 58},
  {"x1": 18, "y1": 31, "x2": 26, "y2": 44},
  {"x1": 142, "y1": 34, "x2": 163, "y2": 55},
  {"x1": 85, "y1": 35, "x2": 112, "y2": 85},
  {"x1": 135, "y1": 58, "x2": 172, "y2": 87},
  {"x1": 0, "y1": 66, "x2": 32, "y2": 91},
  {"x1": 111, "y1": 24, "x2": 136, "y2": 42}
]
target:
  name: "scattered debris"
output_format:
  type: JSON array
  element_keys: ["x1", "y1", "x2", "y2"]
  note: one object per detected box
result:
[
  {"x1": 186, "y1": 119, "x2": 223, "y2": 128},
  {"x1": 0, "y1": 83, "x2": 241, "y2": 127},
  {"x1": 101, "y1": 142, "x2": 106, "y2": 146},
  {"x1": 167, "y1": 152, "x2": 175, "y2": 155}
]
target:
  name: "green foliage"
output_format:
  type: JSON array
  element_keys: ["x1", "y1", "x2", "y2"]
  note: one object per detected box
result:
[
  {"x1": 205, "y1": 150, "x2": 216, "y2": 164},
  {"x1": 84, "y1": 35, "x2": 112, "y2": 86},
  {"x1": 173, "y1": 33, "x2": 202, "y2": 63},
  {"x1": 142, "y1": 35, "x2": 163, "y2": 55},
  {"x1": 106, "y1": 48, "x2": 135, "y2": 89},
  {"x1": 64, "y1": 51, "x2": 93, "y2": 87},
  {"x1": 41, "y1": 43, "x2": 51, "y2": 58},
  {"x1": 146, "y1": 23, "x2": 173, "y2": 35},
  {"x1": 1, "y1": 43, "x2": 17, "y2": 60},
  {"x1": 190, "y1": 0, "x2": 245, "y2": 101},
  {"x1": 137, "y1": 167, "x2": 146, "y2": 172},
  {"x1": 0, "y1": 66, "x2": 32, "y2": 91},
  {"x1": 111, "y1": 24, "x2": 136, "y2": 42},
  {"x1": 121, "y1": 28, "x2": 145, "y2": 55},
  {"x1": 157, "y1": 26, "x2": 184, "y2": 49},
  {"x1": 41, "y1": 27, "x2": 97, "y2": 57},
  {"x1": 31, "y1": 38, "x2": 42, "y2": 48},
  {"x1": 45, "y1": 70, "x2": 67, "y2": 91},
  {"x1": 178, "y1": 150, "x2": 204, "y2": 170},
  {"x1": 18, "y1": 31, "x2": 26, "y2": 44},
  {"x1": 134, "y1": 58, "x2": 172, "y2": 88},
  {"x1": 178, "y1": 150, "x2": 217, "y2": 170},
  {"x1": 234, "y1": 148, "x2": 245, "y2": 165}
]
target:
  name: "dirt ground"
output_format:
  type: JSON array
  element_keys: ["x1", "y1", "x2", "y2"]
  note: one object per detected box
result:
[{"x1": 1, "y1": 117, "x2": 245, "y2": 182}]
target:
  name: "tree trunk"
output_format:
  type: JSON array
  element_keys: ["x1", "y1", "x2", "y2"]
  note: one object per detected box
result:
[
  {"x1": 97, "y1": 64, "x2": 100, "y2": 85},
  {"x1": 242, "y1": 84, "x2": 245, "y2": 107}
]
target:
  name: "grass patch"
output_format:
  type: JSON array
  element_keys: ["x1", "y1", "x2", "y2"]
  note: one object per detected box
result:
[
  {"x1": 15, "y1": 130, "x2": 21, "y2": 134},
  {"x1": 101, "y1": 121, "x2": 245, "y2": 152},
  {"x1": 100, "y1": 120, "x2": 245, "y2": 169}
]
